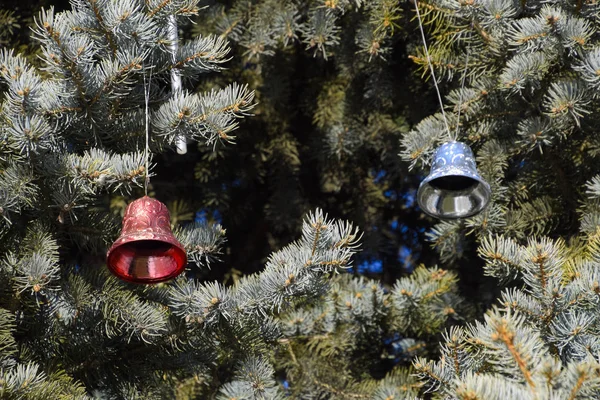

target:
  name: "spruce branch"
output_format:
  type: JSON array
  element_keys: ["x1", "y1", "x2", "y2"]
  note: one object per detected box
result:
[
  {"x1": 173, "y1": 34, "x2": 231, "y2": 74},
  {"x1": 100, "y1": 276, "x2": 169, "y2": 343},
  {"x1": 575, "y1": 47, "x2": 600, "y2": 91},
  {"x1": 145, "y1": 0, "x2": 202, "y2": 18},
  {"x1": 174, "y1": 221, "x2": 226, "y2": 268},
  {"x1": 400, "y1": 113, "x2": 448, "y2": 169},
  {"x1": 153, "y1": 83, "x2": 255, "y2": 146},
  {"x1": 0, "y1": 362, "x2": 89, "y2": 399},
  {"x1": 478, "y1": 234, "x2": 523, "y2": 281},
  {"x1": 217, "y1": 356, "x2": 284, "y2": 400},
  {"x1": 0, "y1": 9, "x2": 20, "y2": 46},
  {"x1": 299, "y1": 8, "x2": 340, "y2": 60},
  {"x1": 543, "y1": 79, "x2": 591, "y2": 127},
  {"x1": 0, "y1": 308, "x2": 17, "y2": 366},
  {"x1": 64, "y1": 148, "x2": 148, "y2": 193},
  {"x1": 391, "y1": 266, "x2": 460, "y2": 335},
  {"x1": 499, "y1": 52, "x2": 550, "y2": 93}
]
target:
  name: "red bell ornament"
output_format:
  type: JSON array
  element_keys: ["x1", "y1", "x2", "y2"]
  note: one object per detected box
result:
[{"x1": 107, "y1": 196, "x2": 187, "y2": 284}]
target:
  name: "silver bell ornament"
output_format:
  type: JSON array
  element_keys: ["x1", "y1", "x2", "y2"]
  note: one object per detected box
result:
[{"x1": 417, "y1": 141, "x2": 491, "y2": 219}]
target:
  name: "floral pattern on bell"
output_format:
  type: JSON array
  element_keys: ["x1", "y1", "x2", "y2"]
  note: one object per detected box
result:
[
  {"x1": 118, "y1": 197, "x2": 171, "y2": 243},
  {"x1": 106, "y1": 196, "x2": 187, "y2": 284},
  {"x1": 417, "y1": 141, "x2": 491, "y2": 219}
]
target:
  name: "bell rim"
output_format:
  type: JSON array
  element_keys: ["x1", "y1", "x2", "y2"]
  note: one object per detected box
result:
[
  {"x1": 107, "y1": 231, "x2": 185, "y2": 252},
  {"x1": 106, "y1": 239, "x2": 187, "y2": 284},
  {"x1": 416, "y1": 179, "x2": 492, "y2": 219}
]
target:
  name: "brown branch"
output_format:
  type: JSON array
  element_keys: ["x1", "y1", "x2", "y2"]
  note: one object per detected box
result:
[
  {"x1": 310, "y1": 219, "x2": 324, "y2": 258},
  {"x1": 87, "y1": 0, "x2": 117, "y2": 56},
  {"x1": 188, "y1": 101, "x2": 248, "y2": 124},
  {"x1": 408, "y1": 54, "x2": 457, "y2": 71},
  {"x1": 43, "y1": 24, "x2": 90, "y2": 114},
  {"x1": 449, "y1": 342, "x2": 461, "y2": 378},
  {"x1": 220, "y1": 19, "x2": 241, "y2": 38},
  {"x1": 516, "y1": 32, "x2": 548, "y2": 44},
  {"x1": 88, "y1": 60, "x2": 142, "y2": 106},
  {"x1": 423, "y1": 285, "x2": 450, "y2": 300},
  {"x1": 43, "y1": 106, "x2": 83, "y2": 116},
  {"x1": 481, "y1": 250, "x2": 522, "y2": 272},
  {"x1": 503, "y1": 301, "x2": 541, "y2": 321},
  {"x1": 473, "y1": 20, "x2": 491, "y2": 44},
  {"x1": 148, "y1": 0, "x2": 171, "y2": 18},
  {"x1": 493, "y1": 322, "x2": 535, "y2": 388},
  {"x1": 414, "y1": 360, "x2": 452, "y2": 388},
  {"x1": 568, "y1": 369, "x2": 587, "y2": 400},
  {"x1": 172, "y1": 52, "x2": 211, "y2": 69},
  {"x1": 532, "y1": 250, "x2": 548, "y2": 294}
]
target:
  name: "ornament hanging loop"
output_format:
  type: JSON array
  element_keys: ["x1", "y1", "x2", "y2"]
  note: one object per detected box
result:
[{"x1": 168, "y1": 14, "x2": 187, "y2": 155}]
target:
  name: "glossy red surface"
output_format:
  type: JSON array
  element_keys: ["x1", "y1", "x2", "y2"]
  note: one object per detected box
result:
[{"x1": 106, "y1": 196, "x2": 187, "y2": 284}]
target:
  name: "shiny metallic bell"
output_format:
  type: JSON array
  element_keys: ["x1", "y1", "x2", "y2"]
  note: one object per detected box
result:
[
  {"x1": 417, "y1": 141, "x2": 491, "y2": 219},
  {"x1": 107, "y1": 196, "x2": 187, "y2": 284}
]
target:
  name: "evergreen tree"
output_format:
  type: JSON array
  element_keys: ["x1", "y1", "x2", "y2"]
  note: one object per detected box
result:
[{"x1": 4, "y1": 0, "x2": 600, "y2": 399}]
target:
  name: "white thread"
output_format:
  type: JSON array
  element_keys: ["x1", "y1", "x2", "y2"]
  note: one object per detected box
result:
[
  {"x1": 143, "y1": 65, "x2": 152, "y2": 196},
  {"x1": 413, "y1": 0, "x2": 452, "y2": 138},
  {"x1": 454, "y1": 49, "x2": 470, "y2": 141}
]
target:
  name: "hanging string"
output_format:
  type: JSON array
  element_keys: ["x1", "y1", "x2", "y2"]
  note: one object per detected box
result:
[
  {"x1": 413, "y1": 0, "x2": 452, "y2": 138},
  {"x1": 143, "y1": 64, "x2": 152, "y2": 196},
  {"x1": 454, "y1": 48, "x2": 470, "y2": 141}
]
